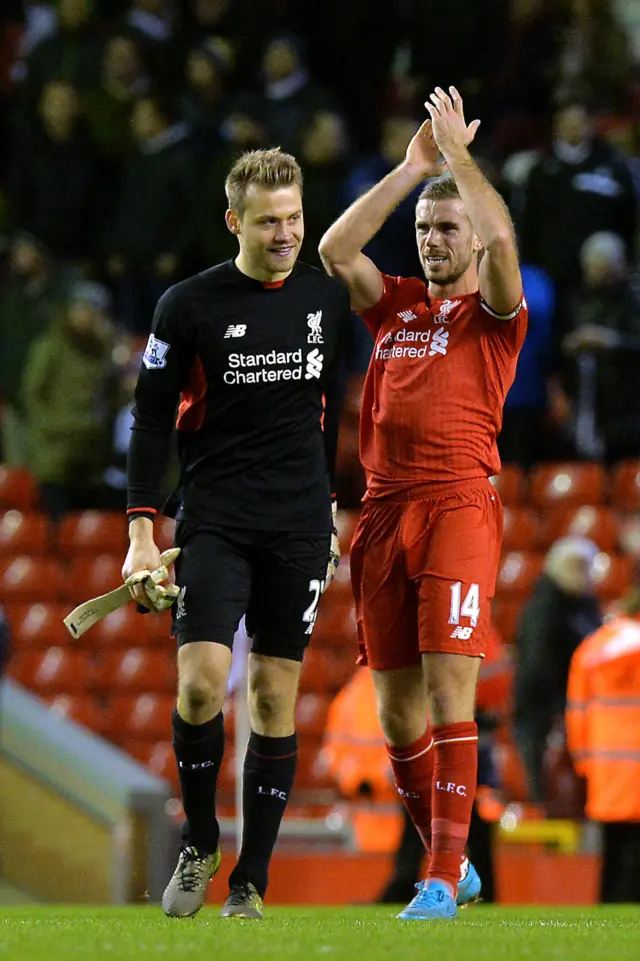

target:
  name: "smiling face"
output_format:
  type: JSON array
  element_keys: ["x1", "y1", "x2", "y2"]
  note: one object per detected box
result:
[
  {"x1": 227, "y1": 183, "x2": 304, "y2": 281},
  {"x1": 415, "y1": 197, "x2": 480, "y2": 288}
]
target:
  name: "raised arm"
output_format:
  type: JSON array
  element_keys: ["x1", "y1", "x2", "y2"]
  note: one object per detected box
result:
[
  {"x1": 426, "y1": 86, "x2": 522, "y2": 316},
  {"x1": 319, "y1": 119, "x2": 466, "y2": 312}
]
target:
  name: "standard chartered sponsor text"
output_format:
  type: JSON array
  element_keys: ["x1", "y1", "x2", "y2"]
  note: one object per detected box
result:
[{"x1": 224, "y1": 348, "x2": 303, "y2": 384}]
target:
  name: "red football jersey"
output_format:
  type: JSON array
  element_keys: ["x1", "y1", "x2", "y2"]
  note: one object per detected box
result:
[{"x1": 358, "y1": 274, "x2": 528, "y2": 496}]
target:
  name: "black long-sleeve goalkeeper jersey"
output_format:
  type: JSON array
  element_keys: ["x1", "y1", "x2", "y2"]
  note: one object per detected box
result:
[{"x1": 127, "y1": 259, "x2": 351, "y2": 532}]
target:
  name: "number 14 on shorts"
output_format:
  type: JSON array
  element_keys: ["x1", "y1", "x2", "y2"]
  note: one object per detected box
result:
[{"x1": 448, "y1": 581, "x2": 480, "y2": 640}]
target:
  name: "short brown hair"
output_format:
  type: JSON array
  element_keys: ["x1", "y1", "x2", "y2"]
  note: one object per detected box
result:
[
  {"x1": 225, "y1": 147, "x2": 303, "y2": 215},
  {"x1": 418, "y1": 175, "x2": 461, "y2": 204}
]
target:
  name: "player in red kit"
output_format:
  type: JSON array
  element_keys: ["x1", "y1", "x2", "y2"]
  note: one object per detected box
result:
[{"x1": 319, "y1": 88, "x2": 527, "y2": 920}]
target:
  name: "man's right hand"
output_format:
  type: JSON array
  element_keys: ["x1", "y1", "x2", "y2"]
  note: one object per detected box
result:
[{"x1": 122, "y1": 535, "x2": 162, "y2": 611}]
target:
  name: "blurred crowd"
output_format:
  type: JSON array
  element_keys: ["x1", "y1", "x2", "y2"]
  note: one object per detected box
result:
[{"x1": 1, "y1": 0, "x2": 640, "y2": 515}]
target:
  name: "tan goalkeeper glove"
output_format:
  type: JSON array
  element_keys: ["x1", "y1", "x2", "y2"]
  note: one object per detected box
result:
[
  {"x1": 324, "y1": 500, "x2": 341, "y2": 592},
  {"x1": 125, "y1": 553, "x2": 180, "y2": 613}
]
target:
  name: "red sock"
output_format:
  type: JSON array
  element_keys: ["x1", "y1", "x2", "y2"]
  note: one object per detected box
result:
[
  {"x1": 428, "y1": 722, "x2": 478, "y2": 895},
  {"x1": 387, "y1": 729, "x2": 434, "y2": 851}
]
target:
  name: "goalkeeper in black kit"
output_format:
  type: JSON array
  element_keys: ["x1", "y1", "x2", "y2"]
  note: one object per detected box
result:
[{"x1": 123, "y1": 148, "x2": 350, "y2": 919}]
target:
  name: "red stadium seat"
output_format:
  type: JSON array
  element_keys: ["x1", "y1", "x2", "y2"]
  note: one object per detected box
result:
[
  {"x1": 495, "y1": 551, "x2": 544, "y2": 597},
  {"x1": 0, "y1": 511, "x2": 49, "y2": 555},
  {"x1": 89, "y1": 647, "x2": 176, "y2": 694},
  {"x1": 301, "y1": 647, "x2": 356, "y2": 694},
  {"x1": 491, "y1": 597, "x2": 524, "y2": 644},
  {"x1": 64, "y1": 554, "x2": 123, "y2": 605},
  {"x1": 538, "y1": 505, "x2": 620, "y2": 552},
  {"x1": 9, "y1": 602, "x2": 73, "y2": 649},
  {"x1": 334, "y1": 509, "x2": 361, "y2": 556},
  {"x1": 0, "y1": 555, "x2": 65, "y2": 603},
  {"x1": 490, "y1": 465, "x2": 526, "y2": 507},
  {"x1": 92, "y1": 604, "x2": 152, "y2": 649},
  {"x1": 12, "y1": 647, "x2": 89, "y2": 695},
  {"x1": 528, "y1": 462, "x2": 606, "y2": 509},
  {"x1": 45, "y1": 694, "x2": 106, "y2": 733},
  {"x1": 610, "y1": 460, "x2": 640, "y2": 511},
  {"x1": 56, "y1": 510, "x2": 128, "y2": 557},
  {"x1": 591, "y1": 552, "x2": 634, "y2": 600},
  {"x1": 501, "y1": 507, "x2": 539, "y2": 552},
  {"x1": 137, "y1": 740, "x2": 179, "y2": 791},
  {"x1": 314, "y1": 595, "x2": 357, "y2": 643},
  {"x1": 103, "y1": 693, "x2": 174, "y2": 743},
  {"x1": 146, "y1": 610, "x2": 175, "y2": 645},
  {"x1": 0, "y1": 466, "x2": 39, "y2": 511},
  {"x1": 295, "y1": 692, "x2": 331, "y2": 740}
]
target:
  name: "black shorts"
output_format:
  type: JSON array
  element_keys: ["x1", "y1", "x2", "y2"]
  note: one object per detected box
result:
[{"x1": 171, "y1": 522, "x2": 331, "y2": 661}]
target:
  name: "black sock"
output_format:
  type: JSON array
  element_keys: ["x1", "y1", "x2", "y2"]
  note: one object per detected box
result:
[
  {"x1": 172, "y1": 708, "x2": 225, "y2": 854},
  {"x1": 229, "y1": 731, "x2": 298, "y2": 898}
]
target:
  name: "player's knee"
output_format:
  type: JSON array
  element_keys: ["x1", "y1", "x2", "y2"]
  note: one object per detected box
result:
[
  {"x1": 248, "y1": 682, "x2": 295, "y2": 735},
  {"x1": 178, "y1": 674, "x2": 226, "y2": 723},
  {"x1": 378, "y1": 703, "x2": 426, "y2": 747},
  {"x1": 426, "y1": 673, "x2": 476, "y2": 725}
]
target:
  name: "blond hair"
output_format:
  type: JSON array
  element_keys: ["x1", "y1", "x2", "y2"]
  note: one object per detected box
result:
[
  {"x1": 225, "y1": 147, "x2": 303, "y2": 215},
  {"x1": 418, "y1": 175, "x2": 461, "y2": 204}
]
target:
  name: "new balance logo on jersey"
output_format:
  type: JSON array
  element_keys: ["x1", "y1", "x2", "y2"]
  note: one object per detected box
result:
[
  {"x1": 433, "y1": 298, "x2": 460, "y2": 324},
  {"x1": 398, "y1": 309, "x2": 418, "y2": 324},
  {"x1": 224, "y1": 324, "x2": 247, "y2": 338},
  {"x1": 450, "y1": 626, "x2": 474, "y2": 640},
  {"x1": 305, "y1": 348, "x2": 324, "y2": 379},
  {"x1": 307, "y1": 310, "x2": 324, "y2": 343},
  {"x1": 142, "y1": 333, "x2": 170, "y2": 370}
]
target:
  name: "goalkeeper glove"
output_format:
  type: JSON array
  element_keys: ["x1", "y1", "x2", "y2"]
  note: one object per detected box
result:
[{"x1": 324, "y1": 499, "x2": 340, "y2": 592}]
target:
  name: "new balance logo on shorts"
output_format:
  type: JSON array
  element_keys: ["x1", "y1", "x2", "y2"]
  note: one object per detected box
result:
[
  {"x1": 224, "y1": 324, "x2": 247, "y2": 338},
  {"x1": 305, "y1": 348, "x2": 324, "y2": 379},
  {"x1": 450, "y1": 626, "x2": 474, "y2": 640}
]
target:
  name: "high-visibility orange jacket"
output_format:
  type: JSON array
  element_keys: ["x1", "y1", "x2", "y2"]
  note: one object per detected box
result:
[
  {"x1": 566, "y1": 615, "x2": 640, "y2": 822},
  {"x1": 320, "y1": 667, "x2": 401, "y2": 852},
  {"x1": 321, "y1": 666, "x2": 396, "y2": 803}
]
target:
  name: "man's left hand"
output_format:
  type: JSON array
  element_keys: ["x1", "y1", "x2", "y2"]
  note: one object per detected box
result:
[
  {"x1": 324, "y1": 501, "x2": 340, "y2": 592},
  {"x1": 425, "y1": 86, "x2": 480, "y2": 161}
]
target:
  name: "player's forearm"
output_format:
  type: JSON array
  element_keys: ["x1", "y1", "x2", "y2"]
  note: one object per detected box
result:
[
  {"x1": 319, "y1": 161, "x2": 424, "y2": 265},
  {"x1": 126, "y1": 421, "x2": 173, "y2": 519},
  {"x1": 443, "y1": 146, "x2": 515, "y2": 251}
]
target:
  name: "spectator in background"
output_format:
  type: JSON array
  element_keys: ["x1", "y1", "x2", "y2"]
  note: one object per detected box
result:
[
  {"x1": 298, "y1": 110, "x2": 349, "y2": 267},
  {"x1": 566, "y1": 590, "x2": 640, "y2": 902},
  {"x1": 498, "y1": 262, "x2": 559, "y2": 468},
  {"x1": 513, "y1": 536, "x2": 602, "y2": 807},
  {"x1": 228, "y1": 31, "x2": 340, "y2": 157},
  {"x1": 20, "y1": 0, "x2": 103, "y2": 100},
  {"x1": 556, "y1": 0, "x2": 634, "y2": 113},
  {"x1": 8, "y1": 78, "x2": 104, "y2": 265},
  {"x1": 561, "y1": 231, "x2": 640, "y2": 463},
  {"x1": 105, "y1": 91, "x2": 196, "y2": 333},
  {"x1": 0, "y1": 231, "x2": 74, "y2": 465},
  {"x1": 344, "y1": 115, "x2": 423, "y2": 279},
  {"x1": 123, "y1": 0, "x2": 176, "y2": 82},
  {"x1": 491, "y1": 0, "x2": 568, "y2": 157},
  {"x1": 181, "y1": 35, "x2": 234, "y2": 156},
  {"x1": 21, "y1": 281, "x2": 118, "y2": 519},
  {"x1": 518, "y1": 99, "x2": 638, "y2": 300},
  {"x1": 82, "y1": 32, "x2": 151, "y2": 163}
]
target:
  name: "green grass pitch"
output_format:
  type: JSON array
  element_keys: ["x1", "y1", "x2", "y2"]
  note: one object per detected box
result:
[{"x1": 2, "y1": 905, "x2": 640, "y2": 961}]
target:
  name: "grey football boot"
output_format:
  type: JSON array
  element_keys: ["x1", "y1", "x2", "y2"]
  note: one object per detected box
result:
[{"x1": 162, "y1": 845, "x2": 221, "y2": 918}]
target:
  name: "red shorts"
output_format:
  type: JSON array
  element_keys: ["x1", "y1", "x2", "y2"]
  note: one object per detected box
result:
[{"x1": 350, "y1": 479, "x2": 503, "y2": 670}]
